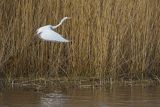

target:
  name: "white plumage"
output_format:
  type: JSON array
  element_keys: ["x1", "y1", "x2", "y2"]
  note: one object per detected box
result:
[{"x1": 37, "y1": 17, "x2": 70, "y2": 42}]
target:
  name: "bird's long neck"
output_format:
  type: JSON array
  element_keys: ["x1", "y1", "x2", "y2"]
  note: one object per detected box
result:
[{"x1": 52, "y1": 17, "x2": 68, "y2": 29}]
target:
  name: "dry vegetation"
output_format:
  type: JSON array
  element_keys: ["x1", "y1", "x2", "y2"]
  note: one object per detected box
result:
[{"x1": 0, "y1": 0, "x2": 160, "y2": 83}]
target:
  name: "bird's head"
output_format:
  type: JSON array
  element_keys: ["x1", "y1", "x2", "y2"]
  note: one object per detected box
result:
[
  {"x1": 63, "y1": 17, "x2": 71, "y2": 19},
  {"x1": 62, "y1": 17, "x2": 71, "y2": 21}
]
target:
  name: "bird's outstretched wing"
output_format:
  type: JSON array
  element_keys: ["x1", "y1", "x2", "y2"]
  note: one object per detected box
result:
[{"x1": 40, "y1": 29, "x2": 69, "y2": 42}]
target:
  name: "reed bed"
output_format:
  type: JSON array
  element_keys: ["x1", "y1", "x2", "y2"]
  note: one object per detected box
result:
[{"x1": 0, "y1": 0, "x2": 160, "y2": 83}]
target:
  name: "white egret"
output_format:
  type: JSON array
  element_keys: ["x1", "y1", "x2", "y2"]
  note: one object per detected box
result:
[{"x1": 36, "y1": 17, "x2": 70, "y2": 42}]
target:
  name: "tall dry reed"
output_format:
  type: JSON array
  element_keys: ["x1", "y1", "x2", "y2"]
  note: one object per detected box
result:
[{"x1": 0, "y1": 0, "x2": 160, "y2": 82}]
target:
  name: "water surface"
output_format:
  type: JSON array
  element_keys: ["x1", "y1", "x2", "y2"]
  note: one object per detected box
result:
[{"x1": 0, "y1": 84, "x2": 160, "y2": 107}]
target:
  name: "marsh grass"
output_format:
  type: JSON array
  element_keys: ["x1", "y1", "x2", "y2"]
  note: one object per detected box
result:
[{"x1": 0, "y1": 0, "x2": 160, "y2": 84}]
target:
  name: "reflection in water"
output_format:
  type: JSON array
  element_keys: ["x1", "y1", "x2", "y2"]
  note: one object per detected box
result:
[
  {"x1": 0, "y1": 84, "x2": 160, "y2": 107},
  {"x1": 41, "y1": 92, "x2": 68, "y2": 107}
]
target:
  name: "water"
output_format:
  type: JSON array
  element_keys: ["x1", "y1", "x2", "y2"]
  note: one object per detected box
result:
[{"x1": 0, "y1": 84, "x2": 160, "y2": 107}]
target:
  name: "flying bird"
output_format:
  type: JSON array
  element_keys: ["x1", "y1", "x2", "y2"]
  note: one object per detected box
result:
[{"x1": 36, "y1": 17, "x2": 70, "y2": 42}]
